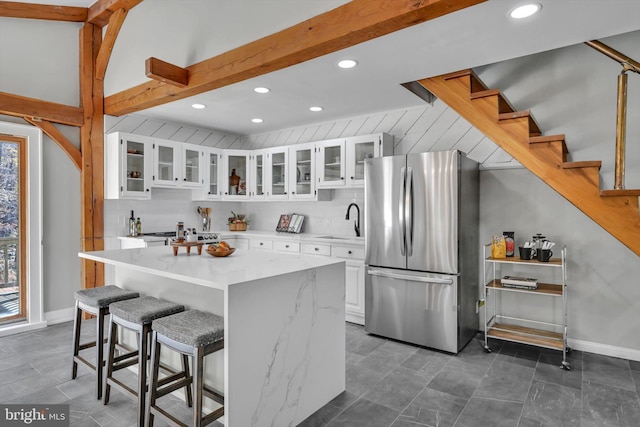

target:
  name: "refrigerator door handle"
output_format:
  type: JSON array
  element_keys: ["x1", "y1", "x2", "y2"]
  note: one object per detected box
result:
[
  {"x1": 367, "y1": 268, "x2": 454, "y2": 285},
  {"x1": 406, "y1": 166, "x2": 414, "y2": 257},
  {"x1": 399, "y1": 167, "x2": 407, "y2": 256}
]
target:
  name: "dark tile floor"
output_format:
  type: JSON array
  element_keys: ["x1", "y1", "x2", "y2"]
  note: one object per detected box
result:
[{"x1": 1, "y1": 320, "x2": 639, "y2": 426}]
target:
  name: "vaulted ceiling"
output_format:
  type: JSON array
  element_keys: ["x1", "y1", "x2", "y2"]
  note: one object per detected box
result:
[{"x1": 6, "y1": 0, "x2": 640, "y2": 136}]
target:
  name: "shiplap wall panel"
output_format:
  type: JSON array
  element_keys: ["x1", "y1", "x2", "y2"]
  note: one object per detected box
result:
[
  {"x1": 131, "y1": 119, "x2": 168, "y2": 137},
  {"x1": 106, "y1": 99, "x2": 518, "y2": 168},
  {"x1": 410, "y1": 107, "x2": 462, "y2": 154},
  {"x1": 372, "y1": 110, "x2": 404, "y2": 135},
  {"x1": 149, "y1": 123, "x2": 181, "y2": 139},
  {"x1": 323, "y1": 120, "x2": 350, "y2": 140}
]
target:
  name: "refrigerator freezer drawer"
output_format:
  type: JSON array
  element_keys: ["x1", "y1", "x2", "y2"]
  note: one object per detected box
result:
[{"x1": 365, "y1": 267, "x2": 458, "y2": 353}]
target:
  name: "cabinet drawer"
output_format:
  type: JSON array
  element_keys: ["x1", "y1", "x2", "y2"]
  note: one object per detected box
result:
[
  {"x1": 273, "y1": 241, "x2": 301, "y2": 253},
  {"x1": 251, "y1": 238, "x2": 273, "y2": 250},
  {"x1": 302, "y1": 243, "x2": 331, "y2": 256},
  {"x1": 332, "y1": 246, "x2": 364, "y2": 260}
]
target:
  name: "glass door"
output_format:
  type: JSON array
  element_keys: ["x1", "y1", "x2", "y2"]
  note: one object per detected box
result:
[
  {"x1": 252, "y1": 152, "x2": 266, "y2": 199},
  {"x1": 224, "y1": 150, "x2": 249, "y2": 200},
  {"x1": 290, "y1": 143, "x2": 315, "y2": 199},
  {"x1": 269, "y1": 148, "x2": 288, "y2": 198},
  {"x1": 182, "y1": 145, "x2": 201, "y2": 187},
  {"x1": 347, "y1": 135, "x2": 377, "y2": 186},
  {"x1": 317, "y1": 139, "x2": 345, "y2": 188},
  {"x1": 153, "y1": 140, "x2": 180, "y2": 187},
  {"x1": 0, "y1": 135, "x2": 26, "y2": 325},
  {"x1": 206, "y1": 150, "x2": 220, "y2": 198},
  {"x1": 123, "y1": 137, "x2": 150, "y2": 197}
]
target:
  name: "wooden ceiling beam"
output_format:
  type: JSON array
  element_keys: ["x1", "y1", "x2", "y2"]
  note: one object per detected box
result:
[
  {"x1": 0, "y1": 1, "x2": 87, "y2": 22},
  {"x1": 24, "y1": 118, "x2": 82, "y2": 170},
  {"x1": 87, "y1": 0, "x2": 142, "y2": 27},
  {"x1": 0, "y1": 91, "x2": 84, "y2": 126},
  {"x1": 104, "y1": 0, "x2": 486, "y2": 116},
  {"x1": 95, "y1": 8, "x2": 128, "y2": 80},
  {"x1": 145, "y1": 57, "x2": 189, "y2": 88}
]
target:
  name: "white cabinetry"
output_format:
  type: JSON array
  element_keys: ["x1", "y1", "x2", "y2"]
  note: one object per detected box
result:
[
  {"x1": 105, "y1": 132, "x2": 152, "y2": 199},
  {"x1": 316, "y1": 133, "x2": 393, "y2": 188},
  {"x1": 289, "y1": 143, "x2": 316, "y2": 200},
  {"x1": 266, "y1": 147, "x2": 289, "y2": 199},
  {"x1": 196, "y1": 147, "x2": 223, "y2": 200},
  {"x1": 152, "y1": 140, "x2": 203, "y2": 189},
  {"x1": 346, "y1": 134, "x2": 394, "y2": 186},
  {"x1": 222, "y1": 150, "x2": 250, "y2": 200},
  {"x1": 316, "y1": 138, "x2": 346, "y2": 188},
  {"x1": 249, "y1": 151, "x2": 267, "y2": 199},
  {"x1": 333, "y1": 245, "x2": 365, "y2": 324}
]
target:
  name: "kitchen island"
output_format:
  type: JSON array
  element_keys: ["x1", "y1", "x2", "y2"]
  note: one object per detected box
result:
[{"x1": 79, "y1": 246, "x2": 345, "y2": 427}]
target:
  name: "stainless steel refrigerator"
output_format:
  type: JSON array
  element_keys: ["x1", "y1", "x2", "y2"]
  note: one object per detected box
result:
[{"x1": 364, "y1": 150, "x2": 479, "y2": 353}]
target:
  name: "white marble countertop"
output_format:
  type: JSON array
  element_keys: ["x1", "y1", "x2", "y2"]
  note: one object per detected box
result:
[{"x1": 79, "y1": 246, "x2": 344, "y2": 291}]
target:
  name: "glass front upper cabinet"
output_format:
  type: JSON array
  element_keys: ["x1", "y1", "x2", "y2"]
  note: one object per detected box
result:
[
  {"x1": 153, "y1": 140, "x2": 179, "y2": 187},
  {"x1": 251, "y1": 151, "x2": 266, "y2": 199},
  {"x1": 182, "y1": 145, "x2": 202, "y2": 188},
  {"x1": 268, "y1": 148, "x2": 288, "y2": 199},
  {"x1": 289, "y1": 143, "x2": 315, "y2": 199},
  {"x1": 316, "y1": 138, "x2": 346, "y2": 188},
  {"x1": 224, "y1": 150, "x2": 250, "y2": 199}
]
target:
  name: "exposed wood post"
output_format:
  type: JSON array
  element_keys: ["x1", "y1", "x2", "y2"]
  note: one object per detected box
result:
[
  {"x1": 95, "y1": 7, "x2": 127, "y2": 80},
  {"x1": 79, "y1": 22, "x2": 105, "y2": 290},
  {"x1": 614, "y1": 72, "x2": 627, "y2": 190}
]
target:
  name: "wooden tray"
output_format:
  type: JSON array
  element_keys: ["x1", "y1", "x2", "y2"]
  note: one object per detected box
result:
[{"x1": 170, "y1": 241, "x2": 204, "y2": 256}]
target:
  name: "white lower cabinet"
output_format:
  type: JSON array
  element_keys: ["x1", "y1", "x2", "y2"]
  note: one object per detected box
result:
[
  {"x1": 251, "y1": 238, "x2": 273, "y2": 251},
  {"x1": 234, "y1": 237, "x2": 250, "y2": 250},
  {"x1": 333, "y1": 245, "x2": 365, "y2": 325},
  {"x1": 273, "y1": 240, "x2": 301, "y2": 253}
]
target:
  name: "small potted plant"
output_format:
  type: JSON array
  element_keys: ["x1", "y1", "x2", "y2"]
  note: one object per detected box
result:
[{"x1": 227, "y1": 211, "x2": 248, "y2": 231}]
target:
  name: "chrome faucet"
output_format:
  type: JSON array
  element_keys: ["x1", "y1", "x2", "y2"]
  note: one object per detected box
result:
[{"x1": 345, "y1": 203, "x2": 361, "y2": 237}]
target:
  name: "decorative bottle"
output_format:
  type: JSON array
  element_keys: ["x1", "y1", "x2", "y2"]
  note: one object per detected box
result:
[{"x1": 129, "y1": 210, "x2": 136, "y2": 236}]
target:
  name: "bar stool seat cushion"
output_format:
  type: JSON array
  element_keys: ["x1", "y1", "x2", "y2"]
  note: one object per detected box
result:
[
  {"x1": 109, "y1": 296, "x2": 184, "y2": 324},
  {"x1": 74, "y1": 285, "x2": 139, "y2": 309},
  {"x1": 152, "y1": 310, "x2": 224, "y2": 347}
]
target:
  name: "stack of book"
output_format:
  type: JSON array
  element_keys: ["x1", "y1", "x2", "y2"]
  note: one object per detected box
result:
[{"x1": 501, "y1": 276, "x2": 538, "y2": 290}]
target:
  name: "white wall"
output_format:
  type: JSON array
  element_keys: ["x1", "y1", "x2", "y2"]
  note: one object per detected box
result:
[{"x1": 0, "y1": 17, "x2": 82, "y2": 316}]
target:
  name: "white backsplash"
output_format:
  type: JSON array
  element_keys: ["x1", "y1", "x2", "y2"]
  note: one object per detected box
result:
[
  {"x1": 239, "y1": 189, "x2": 364, "y2": 237},
  {"x1": 104, "y1": 188, "x2": 363, "y2": 246}
]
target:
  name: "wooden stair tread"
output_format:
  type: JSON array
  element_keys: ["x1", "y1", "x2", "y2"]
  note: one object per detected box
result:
[
  {"x1": 470, "y1": 89, "x2": 516, "y2": 113},
  {"x1": 561, "y1": 160, "x2": 602, "y2": 170},
  {"x1": 442, "y1": 68, "x2": 488, "y2": 93},
  {"x1": 529, "y1": 134, "x2": 568, "y2": 159},
  {"x1": 499, "y1": 111, "x2": 541, "y2": 136},
  {"x1": 600, "y1": 189, "x2": 640, "y2": 197}
]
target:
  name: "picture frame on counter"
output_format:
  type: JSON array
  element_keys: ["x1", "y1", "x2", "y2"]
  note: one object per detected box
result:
[{"x1": 276, "y1": 213, "x2": 304, "y2": 233}]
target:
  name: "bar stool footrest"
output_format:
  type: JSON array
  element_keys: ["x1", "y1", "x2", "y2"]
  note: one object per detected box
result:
[
  {"x1": 149, "y1": 405, "x2": 189, "y2": 427},
  {"x1": 202, "y1": 407, "x2": 225, "y2": 425},
  {"x1": 202, "y1": 385, "x2": 224, "y2": 405},
  {"x1": 106, "y1": 377, "x2": 139, "y2": 401}
]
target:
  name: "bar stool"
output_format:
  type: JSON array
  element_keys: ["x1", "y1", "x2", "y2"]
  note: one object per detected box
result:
[
  {"x1": 145, "y1": 309, "x2": 225, "y2": 427},
  {"x1": 103, "y1": 296, "x2": 186, "y2": 427},
  {"x1": 72, "y1": 285, "x2": 140, "y2": 399}
]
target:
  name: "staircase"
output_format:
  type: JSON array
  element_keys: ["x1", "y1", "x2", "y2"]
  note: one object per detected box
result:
[{"x1": 417, "y1": 70, "x2": 640, "y2": 256}]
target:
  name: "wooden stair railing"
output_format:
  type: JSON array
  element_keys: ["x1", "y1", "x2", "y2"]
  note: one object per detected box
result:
[{"x1": 417, "y1": 69, "x2": 640, "y2": 256}]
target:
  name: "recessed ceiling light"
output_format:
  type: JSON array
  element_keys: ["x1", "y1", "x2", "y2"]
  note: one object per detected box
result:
[
  {"x1": 509, "y1": 3, "x2": 541, "y2": 19},
  {"x1": 251, "y1": 118, "x2": 264, "y2": 123},
  {"x1": 191, "y1": 103, "x2": 206, "y2": 109},
  {"x1": 254, "y1": 87, "x2": 270, "y2": 94},
  {"x1": 309, "y1": 106, "x2": 323, "y2": 112},
  {"x1": 338, "y1": 59, "x2": 358, "y2": 69}
]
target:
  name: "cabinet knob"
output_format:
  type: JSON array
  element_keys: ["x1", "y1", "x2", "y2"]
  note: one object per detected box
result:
[
  {"x1": 292, "y1": 191, "x2": 295, "y2": 194},
  {"x1": 314, "y1": 247, "x2": 319, "y2": 251},
  {"x1": 208, "y1": 191, "x2": 211, "y2": 195},
  {"x1": 175, "y1": 177, "x2": 178, "y2": 181},
  {"x1": 340, "y1": 177, "x2": 344, "y2": 180},
  {"x1": 286, "y1": 245, "x2": 290, "y2": 248},
  {"x1": 225, "y1": 192, "x2": 228, "y2": 195},
  {"x1": 284, "y1": 192, "x2": 287, "y2": 195},
  {"x1": 348, "y1": 250, "x2": 352, "y2": 254},
  {"x1": 350, "y1": 176, "x2": 354, "y2": 180},
  {"x1": 146, "y1": 189, "x2": 150, "y2": 192},
  {"x1": 260, "y1": 242, "x2": 263, "y2": 246},
  {"x1": 183, "y1": 178, "x2": 187, "y2": 181}
]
